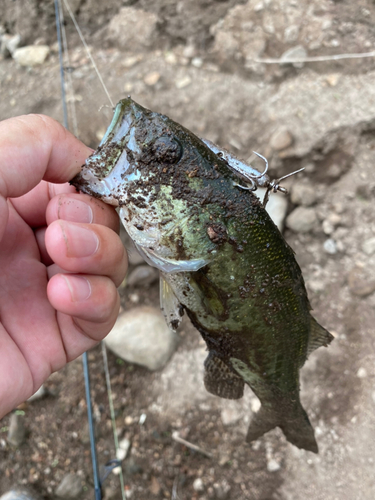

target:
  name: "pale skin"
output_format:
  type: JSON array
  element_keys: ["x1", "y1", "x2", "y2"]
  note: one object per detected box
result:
[{"x1": 0, "y1": 114, "x2": 128, "y2": 419}]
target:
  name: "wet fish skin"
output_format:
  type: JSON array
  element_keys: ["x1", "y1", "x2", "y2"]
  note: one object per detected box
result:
[{"x1": 71, "y1": 98, "x2": 333, "y2": 453}]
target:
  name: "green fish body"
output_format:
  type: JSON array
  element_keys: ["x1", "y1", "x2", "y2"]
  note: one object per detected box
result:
[{"x1": 72, "y1": 98, "x2": 333, "y2": 453}]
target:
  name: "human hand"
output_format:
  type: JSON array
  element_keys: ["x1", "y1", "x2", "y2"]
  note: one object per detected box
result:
[{"x1": 0, "y1": 115, "x2": 127, "y2": 418}]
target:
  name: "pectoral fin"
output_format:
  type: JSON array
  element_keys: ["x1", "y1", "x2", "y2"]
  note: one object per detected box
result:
[
  {"x1": 135, "y1": 242, "x2": 209, "y2": 273},
  {"x1": 160, "y1": 273, "x2": 184, "y2": 330},
  {"x1": 306, "y1": 315, "x2": 334, "y2": 357},
  {"x1": 204, "y1": 353, "x2": 244, "y2": 400}
]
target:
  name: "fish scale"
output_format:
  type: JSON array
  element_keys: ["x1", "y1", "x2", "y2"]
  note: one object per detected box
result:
[{"x1": 71, "y1": 97, "x2": 333, "y2": 453}]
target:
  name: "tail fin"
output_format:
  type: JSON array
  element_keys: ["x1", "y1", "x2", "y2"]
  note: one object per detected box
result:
[{"x1": 246, "y1": 402, "x2": 318, "y2": 453}]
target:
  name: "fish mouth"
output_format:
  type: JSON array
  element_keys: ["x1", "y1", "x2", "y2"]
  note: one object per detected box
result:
[{"x1": 70, "y1": 98, "x2": 148, "y2": 201}]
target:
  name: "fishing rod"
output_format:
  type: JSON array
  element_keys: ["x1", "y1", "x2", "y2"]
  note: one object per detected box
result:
[{"x1": 54, "y1": 2, "x2": 125, "y2": 498}]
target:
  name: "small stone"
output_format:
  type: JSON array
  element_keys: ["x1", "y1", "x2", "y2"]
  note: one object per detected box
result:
[
  {"x1": 144, "y1": 71, "x2": 160, "y2": 86},
  {"x1": 193, "y1": 478, "x2": 204, "y2": 492},
  {"x1": 322, "y1": 19, "x2": 332, "y2": 30},
  {"x1": 183, "y1": 44, "x2": 196, "y2": 58},
  {"x1": 280, "y1": 45, "x2": 307, "y2": 68},
  {"x1": 7, "y1": 412, "x2": 26, "y2": 447},
  {"x1": 322, "y1": 220, "x2": 334, "y2": 235},
  {"x1": 270, "y1": 128, "x2": 293, "y2": 151},
  {"x1": 267, "y1": 459, "x2": 281, "y2": 472},
  {"x1": 125, "y1": 416, "x2": 134, "y2": 425},
  {"x1": 286, "y1": 207, "x2": 317, "y2": 233},
  {"x1": 126, "y1": 265, "x2": 159, "y2": 287},
  {"x1": 362, "y1": 237, "x2": 375, "y2": 255},
  {"x1": 284, "y1": 25, "x2": 299, "y2": 44},
  {"x1": 149, "y1": 476, "x2": 161, "y2": 495},
  {"x1": 326, "y1": 74, "x2": 340, "y2": 87},
  {"x1": 191, "y1": 57, "x2": 203, "y2": 68},
  {"x1": 357, "y1": 367, "x2": 367, "y2": 378},
  {"x1": 175, "y1": 75, "x2": 192, "y2": 89},
  {"x1": 128, "y1": 293, "x2": 139, "y2": 303},
  {"x1": 323, "y1": 238, "x2": 337, "y2": 255},
  {"x1": 326, "y1": 164, "x2": 342, "y2": 179},
  {"x1": 308, "y1": 280, "x2": 325, "y2": 293},
  {"x1": 164, "y1": 51, "x2": 177, "y2": 64},
  {"x1": 116, "y1": 438, "x2": 131, "y2": 461},
  {"x1": 348, "y1": 266, "x2": 375, "y2": 297},
  {"x1": 325, "y1": 216, "x2": 342, "y2": 236},
  {"x1": 1, "y1": 33, "x2": 21, "y2": 56},
  {"x1": 254, "y1": 2, "x2": 264, "y2": 12},
  {"x1": 122, "y1": 55, "x2": 142, "y2": 68},
  {"x1": 13, "y1": 45, "x2": 49, "y2": 66},
  {"x1": 105, "y1": 307, "x2": 178, "y2": 370},
  {"x1": 55, "y1": 473, "x2": 82, "y2": 499},
  {"x1": 290, "y1": 182, "x2": 317, "y2": 206}
]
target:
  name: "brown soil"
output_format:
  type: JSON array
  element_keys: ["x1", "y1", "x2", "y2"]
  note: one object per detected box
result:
[{"x1": 1, "y1": 1, "x2": 375, "y2": 499}]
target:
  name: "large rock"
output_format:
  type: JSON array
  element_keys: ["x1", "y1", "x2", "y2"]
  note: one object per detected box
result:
[
  {"x1": 0, "y1": 489, "x2": 42, "y2": 500},
  {"x1": 12, "y1": 45, "x2": 49, "y2": 66},
  {"x1": 105, "y1": 307, "x2": 178, "y2": 371},
  {"x1": 107, "y1": 7, "x2": 159, "y2": 51},
  {"x1": 255, "y1": 188, "x2": 288, "y2": 231}
]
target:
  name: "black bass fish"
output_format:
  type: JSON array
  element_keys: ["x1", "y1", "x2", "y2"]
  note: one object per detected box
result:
[{"x1": 71, "y1": 98, "x2": 333, "y2": 453}]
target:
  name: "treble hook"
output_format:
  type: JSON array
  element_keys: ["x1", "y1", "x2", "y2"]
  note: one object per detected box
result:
[
  {"x1": 252, "y1": 151, "x2": 269, "y2": 178},
  {"x1": 231, "y1": 151, "x2": 304, "y2": 208},
  {"x1": 261, "y1": 164, "x2": 305, "y2": 208}
]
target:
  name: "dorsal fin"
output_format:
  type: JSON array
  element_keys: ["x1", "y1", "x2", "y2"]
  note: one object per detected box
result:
[
  {"x1": 204, "y1": 353, "x2": 244, "y2": 400},
  {"x1": 307, "y1": 315, "x2": 334, "y2": 357}
]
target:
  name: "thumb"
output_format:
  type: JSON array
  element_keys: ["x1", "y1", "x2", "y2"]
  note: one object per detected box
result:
[{"x1": 0, "y1": 114, "x2": 92, "y2": 200}]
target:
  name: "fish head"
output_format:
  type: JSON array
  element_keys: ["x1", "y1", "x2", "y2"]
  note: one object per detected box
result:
[
  {"x1": 71, "y1": 97, "x2": 187, "y2": 208},
  {"x1": 71, "y1": 97, "x2": 223, "y2": 271}
]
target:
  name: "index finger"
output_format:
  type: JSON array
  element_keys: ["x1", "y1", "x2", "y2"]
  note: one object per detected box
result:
[{"x1": 0, "y1": 114, "x2": 92, "y2": 199}]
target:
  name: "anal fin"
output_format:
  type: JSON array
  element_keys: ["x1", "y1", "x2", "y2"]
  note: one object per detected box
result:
[
  {"x1": 204, "y1": 353, "x2": 244, "y2": 400},
  {"x1": 307, "y1": 315, "x2": 334, "y2": 357}
]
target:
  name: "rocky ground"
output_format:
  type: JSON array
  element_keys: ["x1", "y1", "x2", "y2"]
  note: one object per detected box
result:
[{"x1": 1, "y1": 0, "x2": 375, "y2": 499}]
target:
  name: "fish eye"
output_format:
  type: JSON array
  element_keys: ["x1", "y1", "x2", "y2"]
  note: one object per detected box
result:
[{"x1": 152, "y1": 136, "x2": 182, "y2": 164}]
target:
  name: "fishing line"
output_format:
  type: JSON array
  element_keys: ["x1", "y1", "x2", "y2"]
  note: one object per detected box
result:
[
  {"x1": 54, "y1": 0, "x2": 68, "y2": 128},
  {"x1": 62, "y1": 0, "x2": 115, "y2": 108},
  {"x1": 101, "y1": 342, "x2": 126, "y2": 499},
  {"x1": 58, "y1": 0, "x2": 79, "y2": 137}
]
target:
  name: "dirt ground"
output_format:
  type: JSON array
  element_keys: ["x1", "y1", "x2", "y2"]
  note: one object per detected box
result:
[{"x1": 1, "y1": 0, "x2": 375, "y2": 499}]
